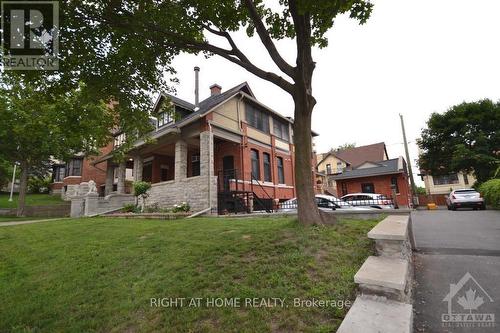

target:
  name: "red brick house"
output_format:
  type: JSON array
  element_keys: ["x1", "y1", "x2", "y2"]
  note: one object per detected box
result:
[
  {"x1": 50, "y1": 142, "x2": 115, "y2": 198},
  {"x1": 57, "y1": 79, "x2": 318, "y2": 214},
  {"x1": 331, "y1": 156, "x2": 412, "y2": 207}
]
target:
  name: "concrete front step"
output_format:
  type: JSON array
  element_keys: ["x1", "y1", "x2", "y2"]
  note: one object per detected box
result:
[
  {"x1": 337, "y1": 296, "x2": 413, "y2": 333},
  {"x1": 354, "y1": 256, "x2": 409, "y2": 301},
  {"x1": 367, "y1": 215, "x2": 409, "y2": 241}
]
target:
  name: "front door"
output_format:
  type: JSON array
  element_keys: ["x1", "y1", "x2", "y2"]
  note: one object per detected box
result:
[{"x1": 222, "y1": 156, "x2": 234, "y2": 191}]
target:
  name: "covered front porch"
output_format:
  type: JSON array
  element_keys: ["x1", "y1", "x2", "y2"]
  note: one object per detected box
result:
[{"x1": 101, "y1": 130, "x2": 217, "y2": 213}]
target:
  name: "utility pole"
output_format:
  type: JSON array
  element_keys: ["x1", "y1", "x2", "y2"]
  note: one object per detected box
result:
[{"x1": 399, "y1": 114, "x2": 417, "y2": 206}]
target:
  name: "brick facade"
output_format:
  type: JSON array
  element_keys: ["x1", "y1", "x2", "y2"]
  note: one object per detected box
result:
[{"x1": 336, "y1": 173, "x2": 411, "y2": 207}]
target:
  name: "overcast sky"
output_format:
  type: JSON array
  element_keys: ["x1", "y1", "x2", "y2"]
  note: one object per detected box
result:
[{"x1": 165, "y1": 0, "x2": 500, "y2": 186}]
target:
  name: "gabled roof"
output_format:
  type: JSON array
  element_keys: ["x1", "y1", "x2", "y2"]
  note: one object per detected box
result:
[
  {"x1": 330, "y1": 157, "x2": 405, "y2": 180},
  {"x1": 335, "y1": 142, "x2": 388, "y2": 167},
  {"x1": 316, "y1": 152, "x2": 350, "y2": 167}
]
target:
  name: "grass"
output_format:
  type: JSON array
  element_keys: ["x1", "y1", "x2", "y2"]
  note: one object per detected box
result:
[
  {"x1": 0, "y1": 216, "x2": 377, "y2": 333},
  {"x1": 0, "y1": 193, "x2": 65, "y2": 209}
]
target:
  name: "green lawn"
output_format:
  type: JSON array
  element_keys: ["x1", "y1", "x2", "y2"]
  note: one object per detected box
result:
[
  {"x1": 0, "y1": 216, "x2": 377, "y2": 333},
  {"x1": 0, "y1": 193, "x2": 64, "y2": 209}
]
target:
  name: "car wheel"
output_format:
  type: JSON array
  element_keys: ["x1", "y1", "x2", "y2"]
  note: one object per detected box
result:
[
  {"x1": 451, "y1": 205, "x2": 457, "y2": 211},
  {"x1": 447, "y1": 205, "x2": 451, "y2": 210}
]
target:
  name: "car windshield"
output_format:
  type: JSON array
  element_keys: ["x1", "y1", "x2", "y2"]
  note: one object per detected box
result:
[{"x1": 455, "y1": 190, "x2": 477, "y2": 194}]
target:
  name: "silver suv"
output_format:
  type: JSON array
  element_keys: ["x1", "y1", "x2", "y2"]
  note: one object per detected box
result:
[{"x1": 446, "y1": 189, "x2": 485, "y2": 210}]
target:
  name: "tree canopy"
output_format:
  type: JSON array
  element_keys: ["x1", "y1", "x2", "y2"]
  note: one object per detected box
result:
[
  {"x1": 418, "y1": 99, "x2": 500, "y2": 183},
  {"x1": 1, "y1": 0, "x2": 373, "y2": 223},
  {"x1": 0, "y1": 76, "x2": 112, "y2": 215}
]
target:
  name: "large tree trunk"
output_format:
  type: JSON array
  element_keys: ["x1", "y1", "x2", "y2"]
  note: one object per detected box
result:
[
  {"x1": 16, "y1": 161, "x2": 29, "y2": 217},
  {"x1": 292, "y1": 90, "x2": 323, "y2": 225}
]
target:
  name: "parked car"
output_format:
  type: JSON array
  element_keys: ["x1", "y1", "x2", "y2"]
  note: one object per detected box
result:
[
  {"x1": 446, "y1": 189, "x2": 485, "y2": 210},
  {"x1": 279, "y1": 194, "x2": 369, "y2": 212},
  {"x1": 341, "y1": 193, "x2": 395, "y2": 209}
]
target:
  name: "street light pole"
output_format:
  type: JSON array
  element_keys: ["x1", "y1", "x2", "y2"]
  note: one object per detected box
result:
[{"x1": 8, "y1": 163, "x2": 17, "y2": 202}]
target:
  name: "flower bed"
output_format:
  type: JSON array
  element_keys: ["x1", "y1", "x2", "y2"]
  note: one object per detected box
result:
[{"x1": 103, "y1": 212, "x2": 191, "y2": 219}]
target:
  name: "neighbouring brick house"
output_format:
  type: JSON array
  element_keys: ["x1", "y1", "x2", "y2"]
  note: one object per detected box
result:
[
  {"x1": 330, "y1": 156, "x2": 412, "y2": 207},
  {"x1": 50, "y1": 142, "x2": 114, "y2": 198},
  {"x1": 58, "y1": 78, "x2": 319, "y2": 215},
  {"x1": 315, "y1": 142, "x2": 389, "y2": 195}
]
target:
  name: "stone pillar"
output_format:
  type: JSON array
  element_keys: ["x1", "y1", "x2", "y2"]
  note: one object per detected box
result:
[
  {"x1": 200, "y1": 131, "x2": 214, "y2": 177},
  {"x1": 84, "y1": 193, "x2": 99, "y2": 216},
  {"x1": 174, "y1": 139, "x2": 188, "y2": 180},
  {"x1": 105, "y1": 164, "x2": 114, "y2": 196},
  {"x1": 133, "y1": 155, "x2": 143, "y2": 182},
  {"x1": 117, "y1": 161, "x2": 126, "y2": 194},
  {"x1": 70, "y1": 197, "x2": 85, "y2": 218}
]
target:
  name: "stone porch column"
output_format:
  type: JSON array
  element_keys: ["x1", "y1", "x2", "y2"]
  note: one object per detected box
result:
[
  {"x1": 117, "y1": 161, "x2": 126, "y2": 193},
  {"x1": 200, "y1": 131, "x2": 214, "y2": 177},
  {"x1": 175, "y1": 139, "x2": 188, "y2": 180},
  {"x1": 105, "y1": 164, "x2": 114, "y2": 195},
  {"x1": 133, "y1": 155, "x2": 143, "y2": 182}
]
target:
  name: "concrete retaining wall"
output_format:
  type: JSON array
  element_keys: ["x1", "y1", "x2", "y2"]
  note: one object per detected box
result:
[
  {"x1": 337, "y1": 213, "x2": 414, "y2": 333},
  {"x1": 0, "y1": 204, "x2": 70, "y2": 217}
]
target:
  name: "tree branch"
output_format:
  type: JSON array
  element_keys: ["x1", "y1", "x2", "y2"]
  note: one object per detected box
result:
[
  {"x1": 79, "y1": 11, "x2": 295, "y2": 94},
  {"x1": 242, "y1": 0, "x2": 295, "y2": 79}
]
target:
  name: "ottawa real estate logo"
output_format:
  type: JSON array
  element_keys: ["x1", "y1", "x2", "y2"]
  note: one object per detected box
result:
[
  {"x1": 442, "y1": 272, "x2": 495, "y2": 329},
  {"x1": 1, "y1": 1, "x2": 59, "y2": 70}
]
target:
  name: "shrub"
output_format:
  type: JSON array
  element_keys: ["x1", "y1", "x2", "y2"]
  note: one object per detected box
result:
[
  {"x1": 133, "y1": 181, "x2": 151, "y2": 198},
  {"x1": 133, "y1": 181, "x2": 152, "y2": 212},
  {"x1": 28, "y1": 177, "x2": 51, "y2": 194},
  {"x1": 122, "y1": 203, "x2": 140, "y2": 213},
  {"x1": 172, "y1": 202, "x2": 190, "y2": 213},
  {"x1": 480, "y1": 179, "x2": 500, "y2": 208}
]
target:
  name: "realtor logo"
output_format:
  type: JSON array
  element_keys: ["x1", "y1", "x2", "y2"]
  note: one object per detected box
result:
[
  {"x1": 1, "y1": 1, "x2": 59, "y2": 70},
  {"x1": 442, "y1": 272, "x2": 495, "y2": 329}
]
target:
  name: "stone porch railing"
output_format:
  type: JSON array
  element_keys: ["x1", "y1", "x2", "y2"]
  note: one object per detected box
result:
[
  {"x1": 70, "y1": 193, "x2": 135, "y2": 217},
  {"x1": 146, "y1": 175, "x2": 218, "y2": 213}
]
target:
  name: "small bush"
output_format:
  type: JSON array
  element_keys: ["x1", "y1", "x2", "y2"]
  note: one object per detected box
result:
[
  {"x1": 172, "y1": 202, "x2": 190, "y2": 213},
  {"x1": 480, "y1": 179, "x2": 500, "y2": 208},
  {"x1": 122, "y1": 203, "x2": 140, "y2": 213},
  {"x1": 133, "y1": 181, "x2": 151, "y2": 198}
]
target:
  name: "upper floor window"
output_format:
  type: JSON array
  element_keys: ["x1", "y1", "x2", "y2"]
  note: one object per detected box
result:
[
  {"x1": 251, "y1": 149, "x2": 260, "y2": 180},
  {"x1": 65, "y1": 158, "x2": 83, "y2": 177},
  {"x1": 114, "y1": 133, "x2": 126, "y2": 148},
  {"x1": 246, "y1": 103, "x2": 269, "y2": 133},
  {"x1": 326, "y1": 164, "x2": 332, "y2": 175},
  {"x1": 273, "y1": 119, "x2": 289, "y2": 141},
  {"x1": 432, "y1": 174, "x2": 459, "y2": 185},
  {"x1": 336, "y1": 161, "x2": 343, "y2": 171},
  {"x1": 158, "y1": 112, "x2": 174, "y2": 127}
]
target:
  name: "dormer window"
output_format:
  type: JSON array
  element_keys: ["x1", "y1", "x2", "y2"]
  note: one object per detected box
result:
[
  {"x1": 114, "y1": 133, "x2": 126, "y2": 148},
  {"x1": 158, "y1": 112, "x2": 174, "y2": 127}
]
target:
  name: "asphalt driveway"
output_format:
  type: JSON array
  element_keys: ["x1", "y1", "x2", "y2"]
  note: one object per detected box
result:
[{"x1": 411, "y1": 210, "x2": 500, "y2": 333}]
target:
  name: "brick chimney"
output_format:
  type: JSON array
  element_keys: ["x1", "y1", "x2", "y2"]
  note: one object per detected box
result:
[{"x1": 210, "y1": 84, "x2": 222, "y2": 96}]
